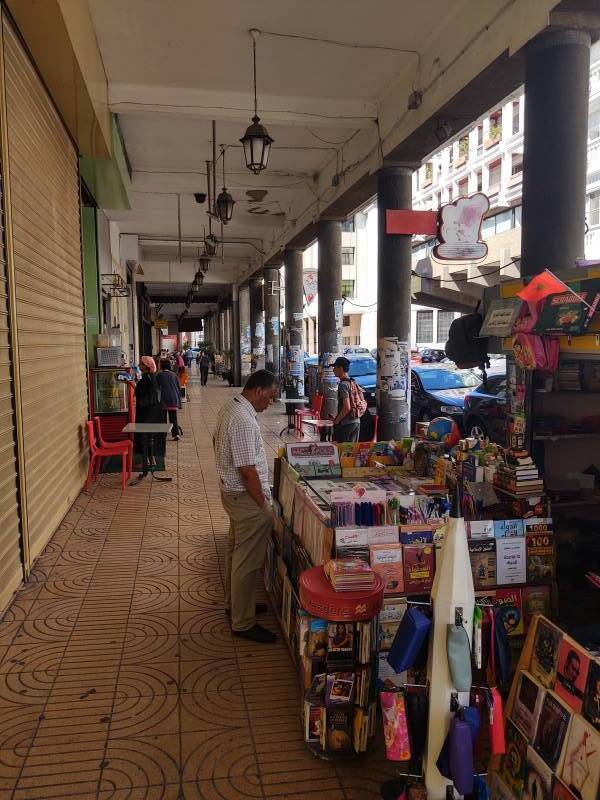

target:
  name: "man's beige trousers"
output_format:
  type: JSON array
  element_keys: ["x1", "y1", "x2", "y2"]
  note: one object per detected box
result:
[{"x1": 220, "y1": 491, "x2": 273, "y2": 631}]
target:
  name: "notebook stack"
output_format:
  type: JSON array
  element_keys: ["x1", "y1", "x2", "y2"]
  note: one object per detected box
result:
[
  {"x1": 494, "y1": 450, "x2": 544, "y2": 496},
  {"x1": 324, "y1": 559, "x2": 375, "y2": 592}
]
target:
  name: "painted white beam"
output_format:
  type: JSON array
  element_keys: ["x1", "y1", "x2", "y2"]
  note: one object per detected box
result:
[
  {"x1": 255, "y1": 0, "x2": 560, "y2": 269},
  {"x1": 109, "y1": 82, "x2": 377, "y2": 129}
]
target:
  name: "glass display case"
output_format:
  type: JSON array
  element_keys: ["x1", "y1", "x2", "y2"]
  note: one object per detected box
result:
[{"x1": 91, "y1": 368, "x2": 130, "y2": 414}]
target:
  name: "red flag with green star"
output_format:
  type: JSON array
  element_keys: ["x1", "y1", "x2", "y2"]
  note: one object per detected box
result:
[{"x1": 517, "y1": 269, "x2": 570, "y2": 304}]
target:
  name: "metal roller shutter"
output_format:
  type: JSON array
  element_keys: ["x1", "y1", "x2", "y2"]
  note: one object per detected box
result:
[
  {"x1": 2, "y1": 16, "x2": 87, "y2": 564},
  {"x1": 0, "y1": 170, "x2": 22, "y2": 607}
]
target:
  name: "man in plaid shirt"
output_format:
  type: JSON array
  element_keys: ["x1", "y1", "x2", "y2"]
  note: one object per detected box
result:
[{"x1": 214, "y1": 370, "x2": 279, "y2": 643}]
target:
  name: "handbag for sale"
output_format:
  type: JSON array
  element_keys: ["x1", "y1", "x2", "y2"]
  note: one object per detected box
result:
[
  {"x1": 436, "y1": 706, "x2": 480, "y2": 780},
  {"x1": 449, "y1": 712, "x2": 475, "y2": 795},
  {"x1": 447, "y1": 623, "x2": 472, "y2": 692},
  {"x1": 388, "y1": 607, "x2": 432, "y2": 674}
]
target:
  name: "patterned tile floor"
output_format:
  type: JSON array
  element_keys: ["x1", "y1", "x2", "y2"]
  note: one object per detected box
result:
[{"x1": 0, "y1": 370, "x2": 396, "y2": 799}]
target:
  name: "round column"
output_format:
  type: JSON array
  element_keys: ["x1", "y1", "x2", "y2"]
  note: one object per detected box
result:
[
  {"x1": 284, "y1": 248, "x2": 304, "y2": 398},
  {"x1": 317, "y1": 220, "x2": 342, "y2": 418},
  {"x1": 264, "y1": 266, "x2": 281, "y2": 390}
]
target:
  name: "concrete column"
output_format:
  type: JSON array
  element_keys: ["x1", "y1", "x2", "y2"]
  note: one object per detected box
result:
[
  {"x1": 377, "y1": 166, "x2": 413, "y2": 440},
  {"x1": 264, "y1": 266, "x2": 281, "y2": 388},
  {"x1": 521, "y1": 29, "x2": 591, "y2": 275},
  {"x1": 317, "y1": 220, "x2": 342, "y2": 417},
  {"x1": 249, "y1": 278, "x2": 265, "y2": 371},
  {"x1": 284, "y1": 248, "x2": 304, "y2": 397},
  {"x1": 231, "y1": 285, "x2": 241, "y2": 386}
]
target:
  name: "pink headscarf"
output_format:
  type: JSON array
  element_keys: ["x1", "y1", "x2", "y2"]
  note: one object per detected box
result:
[{"x1": 140, "y1": 356, "x2": 157, "y2": 373}]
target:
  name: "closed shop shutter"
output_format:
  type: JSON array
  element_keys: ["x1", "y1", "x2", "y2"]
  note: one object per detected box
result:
[
  {"x1": 0, "y1": 172, "x2": 22, "y2": 607},
  {"x1": 2, "y1": 16, "x2": 88, "y2": 563}
]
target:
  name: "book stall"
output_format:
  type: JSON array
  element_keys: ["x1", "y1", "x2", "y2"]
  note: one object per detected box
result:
[{"x1": 266, "y1": 431, "x2": 557, "y2": 792}]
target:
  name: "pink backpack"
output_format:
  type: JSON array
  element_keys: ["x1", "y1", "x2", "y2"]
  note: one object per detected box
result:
[{"x1": 512, "y1": 333, "x2": 559, "y2": 371}]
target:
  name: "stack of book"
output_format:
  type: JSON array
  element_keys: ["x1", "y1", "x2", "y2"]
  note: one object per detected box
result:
[
  {"x1": 494, "y1": 450, "x2": 544, "y2": 496},
  {"x1": 324, "y1": 558, "x2": 375, "y2": 592}
]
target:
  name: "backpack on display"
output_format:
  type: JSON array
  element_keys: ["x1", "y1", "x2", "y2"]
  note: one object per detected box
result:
[
  {"x1": 345, "y1": 379, "x2": 367, "y2": 419},
  {"x1": 512, "y1": 333, "x2": 559, "y2": 371},
  {"x1": 445, "y1": 313, "x2": 490, "y2": 370}
]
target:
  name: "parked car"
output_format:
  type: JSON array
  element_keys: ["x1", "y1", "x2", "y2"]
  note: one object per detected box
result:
[
  {"x1": 463, "y1": 370, "x2": 507, "y2": 444},
  {"x1": 420, "y1": 348, "x2": 447, "y2": 363},
  {"x1": 304, "y1": 353, "x2": 377, "y2": 405},
  {"x1": 411, "y1": 365, "x2": 482, "y2": 431}
]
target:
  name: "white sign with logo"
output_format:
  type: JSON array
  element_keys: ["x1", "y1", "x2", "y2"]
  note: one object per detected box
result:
[{"x1": 434, "y1": 193, "x2": 489, "y2": 261}]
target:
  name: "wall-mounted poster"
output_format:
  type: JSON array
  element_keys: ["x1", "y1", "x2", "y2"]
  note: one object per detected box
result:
[
  {"x1": 377, "y1": 338, "x2": 409, "y2": 400},
  {"x1": 303, "y1": 270, "x2": 318, "y2": 305}
]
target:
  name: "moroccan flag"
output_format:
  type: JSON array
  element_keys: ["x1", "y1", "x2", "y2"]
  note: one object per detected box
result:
[{"x1": 517, "y1": 269, "x2": 570, "y2": 304}]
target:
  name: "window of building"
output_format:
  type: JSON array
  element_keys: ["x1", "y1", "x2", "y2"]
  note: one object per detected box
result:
[
  {"x1": 476, "y1": 170, "x2": 483, "y2": 192},
  {"x1": 511, "y1": 153, "x2": 523, "y2": 177},
  {"x1": 589, "y1": 110, "x2": 600, "y2": 143},
  {"x1": 477, "y1": 125, "x2": 484, "y2": 152},
  {"x1": 342, "y1": 336, "x2": 360, "y2": 346},
  {"x1": 437, "y1": 191, "x2": 442, "y2": 208},
  {"x1": 589, "y1": 191, "x2": 600, "y2": 228},
  {"x1": 448, "y1": 146, "x2": 454, "y2": 167},
  {"x1": 416, "y1": 310, "x2": 434, "y2": 344},
  {"x1": 496, "y1": 209, "x2": 513, "y2": 234},
  {"x1": 448, "y1": 185, "x2": 454, "y2": 202},
  {"x1": 514, "y1": 205, "x2": 522, "y2": 227},
  {"x1": 341, "y1": 246, "x2": 355, "y2": 265},
  {"x1": 341, "y1": 218, "x2": 355, "y2": 233},
  {"x1": 424, "y1": 161, "x2": 433, "y2": 184},
  {"x1": 488, "y1": 159, "x2": 502, "y2": 189},
  {"x1": 341, "y1": 279, "x2": 355, "y2": 297},
  {"x1": 458, "y1": 135, "x2": 469, "y2": 160},
  {"x1": 458, "y1": 178, "x2": 469, "y2": 197},
  {"x1": 489, "y1": 110, "x2": 502, "y2": 142},
  {"x1": 437, "y1": 311, "x2": 454, "y2": 343},
  {"x1": 512, "y1": 100, "x2": 521, "y2": 135}
]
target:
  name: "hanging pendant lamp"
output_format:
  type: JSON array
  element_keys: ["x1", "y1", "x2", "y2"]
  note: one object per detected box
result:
[
  {"x1": 240, "y1": 29, "x2": 273, "y2": 174},
  {"x1": 215, "y1": 146, "x2": 235, "y2": 224}
]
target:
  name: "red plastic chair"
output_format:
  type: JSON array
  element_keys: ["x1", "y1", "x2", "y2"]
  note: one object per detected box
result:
[
  {"x1": 295, "y1": 393, "x2": 324, "y2": 433},
  {"x1": 85, "y1": 421, "x2": 131, "y2": 492},
  {"x1": 94, "y1": 416, "x2": 133, "y2": 475}
]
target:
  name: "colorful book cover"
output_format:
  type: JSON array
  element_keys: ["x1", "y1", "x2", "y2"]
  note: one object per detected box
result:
[
  {"x1": 304, "y1": 701, "x2": 324, "y2": 744},
  {"x1": 469, "y1": 538, "x2": 497, "y2": 588},
  {"x1": 468, "y1": 520, "x2": 495, "y2": 539},
  {"x1": 501, "y1": 719, "x2": 528, "y2": 796},
  {"x1": 491, "y1": 772, "x2": 518, "y2": 800},
  {"x1": 403, "y1": 544, "x2": 435, "y2": 593},
  {"x1": 497, "y1": 537, "x2": 527, "y2": 585},
  {"x1": 524, "y1": 518, "x2": 554, "y2": 536},
  {"x1": 380, "y1": 691, "x2": 412, "y2": 761},
  {"x1": 582, "y1": 660, "x2": 600, "y2": 732},
  {"x1": 367, "y1": 526, "x2": 401, "y2": 546},
  {"x1": 399, "y1": 525, "x2": 435, "y2": 545},
  {"x1": 552, "y1": 777, "x2": 579, "y2": 800},
  {"x1": 531, "y1": 619, "x2": 563, "y2": 689},
  {"x1": 325, "y1": 672, "x2": 355, "y2": 706},
  {"x1": 524, "y1": 745, "x2": 553, "y2": 800},
  {"x1": 307, "y1": 618, "x2": 328, "y2": 660},
  {"x1": 379, "y1": 597, "x2": 408, "y2": 652},
  {"x1": 327, "y1": 622, "x2": 354, "y2": 659},
  {"x1": 476, "y1": 588, "x2": 523, "y2": 637},
  {"x1": 326, "y1": 708, "x2": 352, "y2": 752},
  {"x1": 378, "y1": 652, "x2": 406, "y2": 690},
  {"x1": 306, "y1": 672, "x2": 326, "y2": 703},
  {"x1": 560, "y1": 714, "x2": 600, "y2": 800},
  {"x1": 522, "y1": 586, "x2": 552, "y2": 632},
  {"x1": 533, "y1": 692, "x2": 572, "y2": 770},
  {"x1": 369, "y1": 544, "x2": 404, "y2": 594},
  {"x1": 513, "y1": 671, "x2": 546, "y2": 742},
  {"x1": 555, "y1": 640, "x2": 590, "y2": 713},
  {"x1": 495, "y1": 519, "x2": 525, "y2": 539},
  {"x1": 526, "y1": 530, "x2": 555, "y2": 584}
]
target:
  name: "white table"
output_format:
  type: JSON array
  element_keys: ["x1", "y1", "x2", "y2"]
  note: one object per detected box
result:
[
  {"x1": 302, "y1": 418, "x2": 334, "y2": 441},
  {"x1": 122, "y1": 422, "x2": 173, "y2": 483},
  {"x1": 277, "y1": 397, "x2": 309, "y2": 437}
]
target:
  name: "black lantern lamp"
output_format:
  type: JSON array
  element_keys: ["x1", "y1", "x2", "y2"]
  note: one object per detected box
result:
[
  {"x1": 240, "y1": 29, "x2": 273, "y2": 174},
  {"x1": 215, "y1": 146, "x2": 235, "y2": 224},
  {"x1": 204, "y1": 233, "x2": 218, "y2": 256}
]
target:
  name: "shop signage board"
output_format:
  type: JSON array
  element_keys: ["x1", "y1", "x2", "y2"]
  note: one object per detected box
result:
[
  {"x1": 533, "y1": 278, "x2": 600, "y2": 336},
  {"x1": 154, "y1": 318, "x2": 168, "y2": 329},
  {"x1": 385, "y1": 192, "x2": 490, "y2": 264},
  {"x1": 480, "y1": 298, "x2": 523, "y2": 337}
]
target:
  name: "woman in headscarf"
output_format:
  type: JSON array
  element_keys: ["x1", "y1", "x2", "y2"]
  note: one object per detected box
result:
[{"x1": 134, "y1": 356, "x2": 166, "y2": 469}]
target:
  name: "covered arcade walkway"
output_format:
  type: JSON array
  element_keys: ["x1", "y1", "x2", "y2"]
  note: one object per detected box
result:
[{"x1": 0, "y1": 374, "x2": 394, "y2": 800}]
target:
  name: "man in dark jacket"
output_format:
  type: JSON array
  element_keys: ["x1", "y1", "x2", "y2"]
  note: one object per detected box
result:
[
  {"x1": 199, "y1": 351, "x2": 211, "y2": 386},
  {"x1": 157, "y1": 360, "x2": 183, "y2": 440}
]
